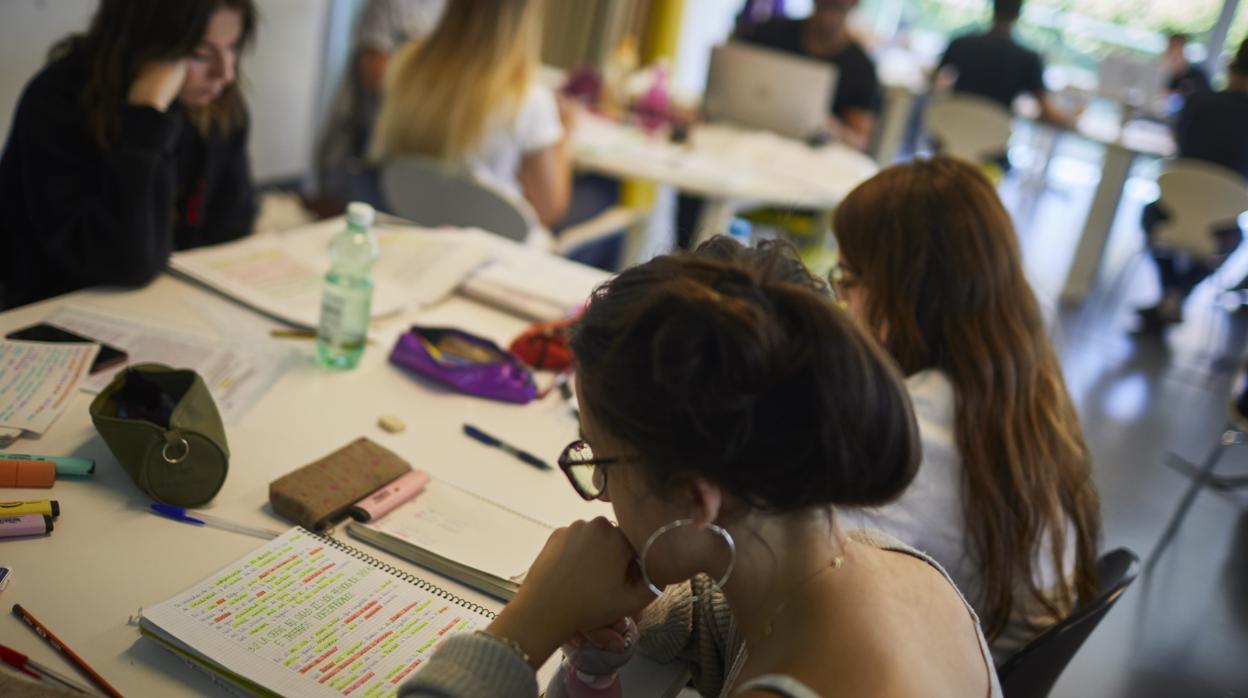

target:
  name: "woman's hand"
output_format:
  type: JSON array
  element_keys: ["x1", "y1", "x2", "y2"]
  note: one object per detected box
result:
[
  {"x1": 485, "y1": 517, "x2": 656, "y2": 668},
  {"x1": 128, "y1": 60, "x2": 188, "y2": 112}
]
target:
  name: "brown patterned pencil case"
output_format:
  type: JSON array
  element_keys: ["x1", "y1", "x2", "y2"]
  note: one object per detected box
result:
[{"x1": 269, "y1": 437, "x2": 411, "y2": 531}]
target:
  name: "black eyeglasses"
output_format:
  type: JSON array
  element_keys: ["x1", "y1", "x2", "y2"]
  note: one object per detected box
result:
[{"x1": 557, "y1": 439, "x2": 622, "y2": 501}]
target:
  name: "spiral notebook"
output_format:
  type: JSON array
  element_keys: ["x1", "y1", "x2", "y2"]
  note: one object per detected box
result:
[
  {"x1": 139, "y1": 527, "x2": 493, "y2": 698},
  {"x1": 346, "y1": 478, "x2": 554, "y2": 600}
]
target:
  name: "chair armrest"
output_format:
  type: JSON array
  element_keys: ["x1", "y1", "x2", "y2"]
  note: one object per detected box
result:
[{"x1": 553, "y1": 206, "x2": 652, "y2": 256}]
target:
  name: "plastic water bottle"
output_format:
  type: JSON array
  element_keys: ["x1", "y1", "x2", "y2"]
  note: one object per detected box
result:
[
  {"x1": 316, "y1": 202, "x2": 378, "y2": 369},
  {"x1": 545, "y1": 618, "x2": 638, "y2": 698}
]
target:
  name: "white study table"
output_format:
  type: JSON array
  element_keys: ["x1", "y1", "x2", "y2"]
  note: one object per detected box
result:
[
  {"x1": 1059, "y1": 115, "x2": 1175, "y2": 303},
  {"x1": 0, "y1": 255, "x2": 685, "y2": 696},
  {"x1": 571, "y1": 112, "x2": 879, "y2": 251}
]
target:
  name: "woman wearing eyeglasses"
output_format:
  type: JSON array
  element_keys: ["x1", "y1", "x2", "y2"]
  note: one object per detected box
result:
[
  {"x1": 400, "y1": 240, "x2": 1002, "y2": 697},
  {"x1": 832, "y1": 157, "x2": 1101, "y2": 664}
]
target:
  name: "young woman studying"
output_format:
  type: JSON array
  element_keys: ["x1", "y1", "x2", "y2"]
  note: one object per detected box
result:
[
  {"x1": 369, "y1": 0, "x2": 574, "y2": 229},
  {"x1": 398, "y1": 241, "x2": 1002, "y2": 697},
  {"x1": 0, "y1": 0, "x2": 258, "y2": 310},
  {"x1": 833, "y1": 157, "x2": 1103, "y2": 664}
]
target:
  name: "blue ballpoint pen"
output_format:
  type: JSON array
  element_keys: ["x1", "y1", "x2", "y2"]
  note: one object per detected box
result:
[
  {"x1": 149, "y1": 504, "x2": 283, "y2": 539},
  {"x1": 462, "y1": 424, "x2": 553, "y2": 471}
]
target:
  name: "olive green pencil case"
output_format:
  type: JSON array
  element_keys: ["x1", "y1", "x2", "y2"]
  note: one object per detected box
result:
[{"x1": 90, "y1": 364, "x2": 230, "y2": 507}]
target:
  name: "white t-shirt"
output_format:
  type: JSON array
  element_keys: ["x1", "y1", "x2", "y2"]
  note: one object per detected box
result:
[
  {"x1": 466, "y1": 84, "x2": 564, "y2": 203},
  {"x1": 839, "y1": 369, "x2": 1076, "y2": 666}
]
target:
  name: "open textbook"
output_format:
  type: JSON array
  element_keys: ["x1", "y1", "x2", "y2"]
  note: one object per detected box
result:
[{"x1": 169, "y1": 219, "x2": 497, "y2": 329}]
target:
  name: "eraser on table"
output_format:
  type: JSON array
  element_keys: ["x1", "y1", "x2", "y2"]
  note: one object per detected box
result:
[{"x1": 377, "y1": 415, "x2": 406, "y2": 434}]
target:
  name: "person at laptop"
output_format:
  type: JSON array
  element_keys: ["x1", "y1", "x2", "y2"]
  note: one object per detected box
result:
[
  {"x1": 738, "y1": 0, "x2": 880, "y2": 151},
  {"x1": 1163, "y1": 33, "x2": 1211, "y2": 100},
  {"x1": 1138, "y1": 36, "x2": 1248, "y2": 330},
  {"x1": 936, "y1": 0, "x2": 1070, "y2": 127},
  {"x1": 0, "y1": 0, "x2": 258, "y2": 310}
]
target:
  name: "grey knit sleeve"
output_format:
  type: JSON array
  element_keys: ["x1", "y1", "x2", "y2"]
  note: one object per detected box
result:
[
  {"x1": 639, "y1": 575, "x2": 744, "y2": 698},
  {"x1": 398, "y1": 633, "x2": 538, "y2": 698}
]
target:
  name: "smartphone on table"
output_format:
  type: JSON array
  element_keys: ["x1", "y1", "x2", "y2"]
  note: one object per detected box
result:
[{"x1": 5, "y1": 323, "x2": 129, "y2": 374}]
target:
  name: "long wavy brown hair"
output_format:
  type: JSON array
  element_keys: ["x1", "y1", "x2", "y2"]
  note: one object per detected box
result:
[
  {"x1": 833, "y1": 156, "x2": 1101, "y2": 640},
  {"x1": 51, "y1": 0, "x2": 256, "y2": 148}
]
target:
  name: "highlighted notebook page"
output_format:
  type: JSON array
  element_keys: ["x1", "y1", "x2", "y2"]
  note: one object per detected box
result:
[{"x1": 142, "y1": 528, "x2": 488, "y2": 697}]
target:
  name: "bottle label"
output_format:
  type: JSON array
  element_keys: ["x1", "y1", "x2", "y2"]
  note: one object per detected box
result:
[{"x1": 318, "y1": 291, "x2": 344, "y2": 340}]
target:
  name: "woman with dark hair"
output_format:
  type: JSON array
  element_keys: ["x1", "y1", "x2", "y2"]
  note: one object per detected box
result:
[
  {"x1": 398, "y1": 240, "x2": 1002, "y2": 697},
  {"x1": 832, "y1": 157, "x2": 1102, "y2": 664},
  {"x1": 0, "y1": 0, "x2": 259, "y2": 309}
]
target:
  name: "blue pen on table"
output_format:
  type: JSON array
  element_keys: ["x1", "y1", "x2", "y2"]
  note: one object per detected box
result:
[
  {"x1": 149, "y1": 504, "x2": 283, "y2": 540},
  {"x1": 462, "y1": 424, "x2": 553, "y2": 471}
]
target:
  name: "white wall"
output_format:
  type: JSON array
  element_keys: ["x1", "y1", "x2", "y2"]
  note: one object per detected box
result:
[
  {"x1": 0, "y1": 0, "x2": 330, "y2": 183},
  {"x1": 0, "y1": 0, "x2": 95, "y2": 141},
  {"x1": 243, "y1": 0, "x2": 330, "y2": 181}
]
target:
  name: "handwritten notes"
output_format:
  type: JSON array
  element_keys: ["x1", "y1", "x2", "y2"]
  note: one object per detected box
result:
[
  {"x1": 0, "y1": 340, "x2": 97, "y2": 436},
  {"x1": 142, "y1": 528, "x2": 489, "y2": 697}
]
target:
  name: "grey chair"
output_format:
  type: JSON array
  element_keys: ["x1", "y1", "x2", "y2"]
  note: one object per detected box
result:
[
  {"x1": 378, "y1": 157, "x2": 534, "y2": 243},
  {"x1": 372, "y1": 157, "x2": 647, "y2": 269},
  {"x1": 997, "y1": 548, "x2": 1139, "y2": 698}
]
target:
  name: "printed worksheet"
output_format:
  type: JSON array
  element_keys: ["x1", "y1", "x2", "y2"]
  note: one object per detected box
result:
[
  {"x1": 142, "y1": 528, "x2": 490, "y2": 697},
  {"x1": 42, "y1": 305, "x2": 293, "y2": 423}
]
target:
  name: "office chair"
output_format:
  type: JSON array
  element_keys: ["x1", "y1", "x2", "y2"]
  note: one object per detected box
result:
[
  {"x1": 373, "y1": 157, "x2": 645, "y2": 270},
  {"x1": 1148, "y1": 363, "x2": 1248, "y2": 571},
  {"x1": 377, "y1": 157, "x2": 535, "y2": 242},
  {"x1": 925, "y1": 94, "x2": 1014, "y2": 168},
  {"x1": 996, "y1": 548, "x2": 1140, "y2": 698}
]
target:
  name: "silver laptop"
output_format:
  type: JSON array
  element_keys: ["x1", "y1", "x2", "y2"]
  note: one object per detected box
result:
[{"x1": 703, "y1": 41, "x2": 839, "y2": 140}]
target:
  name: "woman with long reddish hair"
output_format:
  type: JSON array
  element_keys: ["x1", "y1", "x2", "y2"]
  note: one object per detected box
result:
[{"x1": 834, "y1": 156, "x2": 1102, "y2": 663}]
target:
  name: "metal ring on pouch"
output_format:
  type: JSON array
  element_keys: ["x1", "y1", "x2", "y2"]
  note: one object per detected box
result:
[{"x1": 162, "y1": 438, "x2": 190, "y2": 464}]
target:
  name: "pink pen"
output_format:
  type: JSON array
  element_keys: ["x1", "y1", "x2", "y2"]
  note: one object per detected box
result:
[
  {"x1": 0, "y1": 514, "x2": 53, "y2": 539},
  {"x1": 348, "y1": 470, "x2": 430, "y2": 522}
]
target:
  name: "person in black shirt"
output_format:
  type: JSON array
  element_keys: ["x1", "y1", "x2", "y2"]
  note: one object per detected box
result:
[
  {"x1": 936, "y1": 0, "x2": 1069, "y2": 126},
  {"x1": 1139, "y1": 37, "x2": 1248, "y2": 329},
  {"x1": 1163, "y1": 33, "x2": 1211, "y2": 99},
  {"x1": 738, "y1": 0, "x2": 880, "y2": 151},
  {"x1": 0, "y1": 0, "x2": 258, "y2": 310}
]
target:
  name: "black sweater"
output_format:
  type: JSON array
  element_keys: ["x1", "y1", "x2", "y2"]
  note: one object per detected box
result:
[{"x1": 0, "y1": 50, "x2": 256, "y2": 309}]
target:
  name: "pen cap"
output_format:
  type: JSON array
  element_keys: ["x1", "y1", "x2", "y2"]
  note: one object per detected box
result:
[
  {"x1": 0, "y1": 460, "x2": 55, "y2": 488},
  {"x1": 348, "y1": 470, "x2": 430, "y2": 522}
]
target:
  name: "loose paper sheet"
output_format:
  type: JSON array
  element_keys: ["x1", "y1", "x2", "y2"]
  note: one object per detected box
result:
[
  {"x1": 42, "y1": 305, "x2": 292, "y2": 423},
  {"x1": 0, "y1": 339, "x2": 98, "y2": 436}
]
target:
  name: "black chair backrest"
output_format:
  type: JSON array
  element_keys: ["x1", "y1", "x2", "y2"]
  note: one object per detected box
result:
[{"x1": 997, "y1": 548, "x2": 1139, "y2": 698}]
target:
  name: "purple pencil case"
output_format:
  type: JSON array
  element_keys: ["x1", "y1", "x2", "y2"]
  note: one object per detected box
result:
[{"x1": 389, "y1": 326, "x2": 537, "y2": 404}]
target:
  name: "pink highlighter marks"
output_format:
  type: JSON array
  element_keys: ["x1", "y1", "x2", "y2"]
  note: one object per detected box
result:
[
  {"x1": 0, "y1": 514, "x2": 53, "y2": 539},
  {"x1": 348, "y1": 470, "x2": 430, "y2": 523}
]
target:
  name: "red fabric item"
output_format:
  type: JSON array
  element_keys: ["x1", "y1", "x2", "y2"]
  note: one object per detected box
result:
[{"x1": 510, "y1": 317, "x2": 578, "y2": 371}]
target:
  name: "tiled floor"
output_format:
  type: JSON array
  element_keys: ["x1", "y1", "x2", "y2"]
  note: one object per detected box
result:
[{"x1": 1003, "y1": 133, "x2": 1248, "y2": 697}]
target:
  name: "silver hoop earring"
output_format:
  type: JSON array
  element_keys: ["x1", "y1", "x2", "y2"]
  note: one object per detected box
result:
[{"x1": 639, "y1": 518, "x2": 736, "y2": 599}]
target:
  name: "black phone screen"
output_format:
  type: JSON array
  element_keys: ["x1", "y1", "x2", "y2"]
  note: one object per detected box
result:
[{"x1": 5, "y1": 323, "x2": 129, "y2": 373}]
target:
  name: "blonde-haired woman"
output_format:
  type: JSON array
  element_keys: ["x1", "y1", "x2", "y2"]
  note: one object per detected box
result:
[{"x1": 370, "y1": 0, "x2": 572, "y2": 227}]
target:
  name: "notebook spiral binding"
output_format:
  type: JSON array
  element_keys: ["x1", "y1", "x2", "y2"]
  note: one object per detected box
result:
[{"x1": 304, "y1": 527, "x2": 497, "y2": 620}]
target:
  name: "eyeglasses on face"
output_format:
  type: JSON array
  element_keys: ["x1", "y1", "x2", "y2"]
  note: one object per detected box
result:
[{"x1": 557, "y1": 439, "x2": 622, "y2": 501}]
